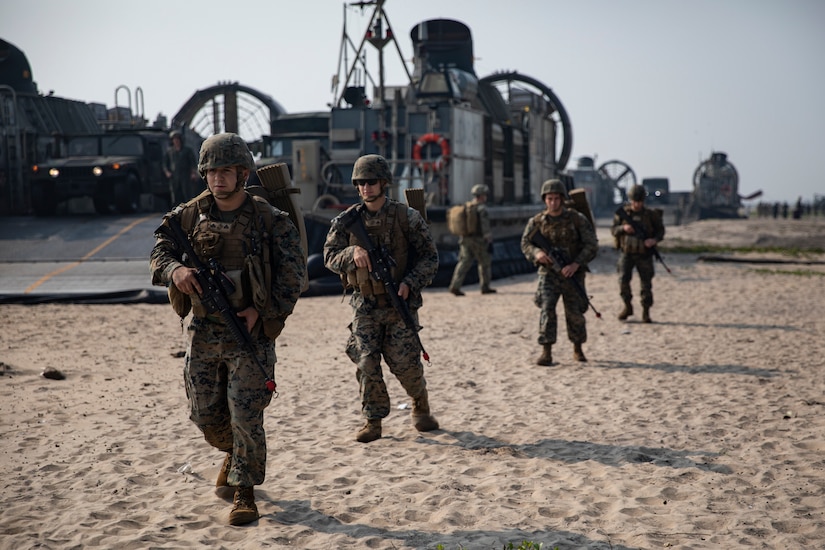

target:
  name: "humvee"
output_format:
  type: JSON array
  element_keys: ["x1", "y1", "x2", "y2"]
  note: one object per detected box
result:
[{"x1": 29, "y1": 129, "x2": 170, "y2": 215}]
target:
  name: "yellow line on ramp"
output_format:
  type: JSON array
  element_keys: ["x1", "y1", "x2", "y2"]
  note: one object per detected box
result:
[{"x1": 24, "y1": 214, "x2": 156, "y2": 294}]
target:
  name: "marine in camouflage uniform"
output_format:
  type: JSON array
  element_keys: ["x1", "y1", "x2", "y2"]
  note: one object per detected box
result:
[
  {"x1": 448, "y1": 183, "x2": 496, "y2": 296},
  {"x1": 323, "y1": 154, "x2": 440, "y2": 443},
  {"x1": 610, "y1": 184, "x2": 665, "y2": 323},
  {"x1": 163, "y1": 130, "x2": 199, "y2": 204},
  {"x1": 521, "y1": 179, "x2": 598, "y2": 365},
  {"x1": 150, "y1": 133, "x2": 305, "y2": 526}
]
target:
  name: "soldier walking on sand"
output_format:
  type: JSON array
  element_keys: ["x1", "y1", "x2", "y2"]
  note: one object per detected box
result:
[
  {"x1": 150, "y1": 133, "x2": 305, "y2": 525},
  {"x1": 611, "y1": 184, "x2": 665, "y2": 323},
  {"x1": 323, "y1": 154, "x2": 440, "y2": 443},
  {"x1": 521, "y1": 179, "x2": 598, "y2": 365},
  {"x1": 448, "y1": 183, "x2": 496, "y2": 296}
]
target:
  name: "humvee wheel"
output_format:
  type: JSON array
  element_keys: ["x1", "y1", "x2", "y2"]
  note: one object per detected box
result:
[
  {"x1": 114, "y1": 175, "x2": 141, "y2": 213},
  {"x1": 31, "y1": 181, "x2": 58, "y2": 216},
  {"x1": 92, "y1": 192, "x2": 111, "y2": 214}
]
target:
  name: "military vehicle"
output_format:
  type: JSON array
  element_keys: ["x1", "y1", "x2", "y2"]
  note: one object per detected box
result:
[
  {"x1": 687, "y1": 151, "x2": 761, "y2": 219},
  {"x1": 641, "y1": 177, "x2": 669, "y2": 205},
  {"x1": 167, "y1": 1, "x2": 579, "y2": 292},
  {"x1": 28, "y1": 129, "x2": 170, "y2": 215},
  {"x1": 2, "y1": 38, "x2": 174, "y2": 216}
]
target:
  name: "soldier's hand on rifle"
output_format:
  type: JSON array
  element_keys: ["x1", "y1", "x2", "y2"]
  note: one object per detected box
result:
[
  {"x1": 561, "y1": 262, "x2": 580, "y2": 278},
  {"x1": 535, "y1": 250, "x2": 552, "y2": 266},
  {"x1": 397, "y1": 282, "x2": 411, "y2": 300},
  {"x1": 236, "y1": 307, "x2": 260, "y2": 333},
  {"x1": 172, "y1": 266, "x2": 202, "y2": 295},
  {"x1": 644, "y1": 238, "x2": 658, "y2": 248},
  {"x1": 352, "y1": 245, "x2": 372, "y2": 271},
  {"x1": 623, "y1": 223, "x2": 635, "y2": 234}
]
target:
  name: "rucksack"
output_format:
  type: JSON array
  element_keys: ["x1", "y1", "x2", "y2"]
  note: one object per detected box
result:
[{"x1": 447, "y1": 202, "x2": 478, "y2": 237}]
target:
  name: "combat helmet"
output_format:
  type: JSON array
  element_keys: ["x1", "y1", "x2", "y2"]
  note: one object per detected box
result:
[
  {"x1": 169, "y1": 130, "x2": 183, "y2": 141},
  {"x1": 471, "y1": 184, "x2": 489, "y2": 197},
  {"x1": 197, "y1": 133, "x2": 255, "y2": 179},
  {"x1": 540, "y1": 179, "x2": 567, "y2": 198},
  {"x1": 628, "y1": 184, "x2": 647, "y2": 201},
  {"x1": 351, "y1": 154, "x2": 392, "y2": 186}
]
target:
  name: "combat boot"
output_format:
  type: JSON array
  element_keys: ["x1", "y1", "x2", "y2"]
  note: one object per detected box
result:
[
  {"x1": 536, "y1": 344, "x2": 553, "y2": 366},
  {"x1": 228, "y1": 486, "x2": 259, "y2": 526},
  {"x1": 215, "y1": 453, "x2": 234, "y2": 499},
  {"x1": 573, "y1": 343, "x2": 587, "y2": 362},
  {"x1": 480, "y1": 287, "x2": 497, "y2": 294},
  {"x1": 356, "y1": 418, "x2": 382, "y2": 443},
  {"x1": 449, "y1": 287, "x2": 465, "y2": 297},
  {"x1": 618, "y1": 302, "x2": 633, "y2": 321},
  {"x1": 642, "y1": 307, "x2": 652, "y2": 323},
  {"x1": 412, "y1": 392, "x2": 439, "y2": 432}
]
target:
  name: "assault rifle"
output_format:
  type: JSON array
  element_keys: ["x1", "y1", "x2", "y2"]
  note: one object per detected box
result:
[
  {"x1": 614, "y1": 206, "x2": 672, "y2": 274},
  {"x1": 339, "y1": 205, "x2": 431, "y2": 363},
  {"x1": 165, "y1": 216, "x2": 277, "y2": 393},
  {"x1": 528, "y1": 228, "x2": 602, "y2": 319}
]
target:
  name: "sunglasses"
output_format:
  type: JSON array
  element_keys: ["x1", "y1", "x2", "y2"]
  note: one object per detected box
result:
[{"x1": 355, "y1": 179, "x2": 381, "y2": 187}]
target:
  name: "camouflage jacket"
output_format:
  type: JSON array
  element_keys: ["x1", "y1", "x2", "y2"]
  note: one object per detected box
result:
[
  {"x1": 610, "y1": 205, "x2": 665, "y2": 254},
  {"x1": 323, "y1": 199, "x2": 438, "y2": 310},
  {"x1": 149, "y1": 193, "x2": 306, "y2": 333},
  {"x1": 520, "y1": 207, "x2": 598, "y2": 275}
]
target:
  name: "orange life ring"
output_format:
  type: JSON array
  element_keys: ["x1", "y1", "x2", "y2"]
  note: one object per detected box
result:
[{"x1": 412, "y1": 133, "x2": 451, "y2": 172}]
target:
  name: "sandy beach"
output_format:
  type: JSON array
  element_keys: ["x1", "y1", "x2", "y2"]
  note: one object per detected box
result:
[{"x1": 2, "y1": 217, "x2": 824, "y2": 549}]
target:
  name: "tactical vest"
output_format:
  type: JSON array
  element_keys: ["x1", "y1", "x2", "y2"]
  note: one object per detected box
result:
[
  {"x1": 344, "y1": 201, "x2": 409, "y2": 296},
  {"x1": 535, "y1": 209, "x2": 585, "y2": 263},
  {"x1": 177, "y1": 191, "x2": 275, "y2": 318},
  {"x1": 617, "y1": 206, "x2": 656, "y2": 254}
]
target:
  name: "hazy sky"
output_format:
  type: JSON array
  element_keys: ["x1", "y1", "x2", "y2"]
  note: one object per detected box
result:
[{"x1": 3, "y1": 0, "x2": 823, "y2": 203}]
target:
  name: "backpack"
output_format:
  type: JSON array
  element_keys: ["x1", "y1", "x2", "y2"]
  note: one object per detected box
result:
[{"x1": 447, "y1": 201, "x2": 478, "y2": 237}]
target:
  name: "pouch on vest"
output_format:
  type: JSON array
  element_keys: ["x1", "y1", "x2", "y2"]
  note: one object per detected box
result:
[{"x1": 168, "y1": 283, "x2": 192, "y2": 318}]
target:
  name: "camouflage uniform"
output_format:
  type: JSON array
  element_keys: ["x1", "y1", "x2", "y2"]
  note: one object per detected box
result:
[
  {"x1": 323, "y1": 199, "x2": 438, "y2": 421},
  {"x1": 448, "y1": 194, "x2": 493, "y2": 294},
  {"x1": 521, "y1": 208, "x2": 598, "y2": 347},
  {"x1": 150, "y1": 191, "x2": 305, "y2": 487},
  {"x1": 610, "y1": 203, "x2": 665, "y2": 315}
]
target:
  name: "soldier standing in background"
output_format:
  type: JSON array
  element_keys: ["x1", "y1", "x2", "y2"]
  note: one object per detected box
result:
[
  {"x1": 150, "y1": 133, "x2": 305, "y2": 526},
  {"x1": 164, "y1": 130, "x2": 199, "y2": 205},
  {"x1": 521, "y1": 179, "x2": 598, "y2": 365},
  {"x1": 448, "y1": 183, "x2": 496, "y2": 296},
  {"x1": 611, "y1": 184, "x2": 665, "y2": 323},
  {"x1": 323, "y1": 154, "x2": 440, "y2": 443}
]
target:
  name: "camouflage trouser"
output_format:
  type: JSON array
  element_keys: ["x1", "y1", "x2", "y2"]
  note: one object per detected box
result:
[
  {"x1": 185, "y1": 317, "x2": 275, "y2": 487},
  {"x1": 449, "y1": 236, "x2": 492, "y2": 290},
  {"x1": 618, "y1": 253, "x2": 655, "y2": 307},
  {"x1": 345, "y1": 305, "x2": 428, "y2": 419},
  {"x1": 534, "y1": 271, "x2": 588, "y2": 345}
]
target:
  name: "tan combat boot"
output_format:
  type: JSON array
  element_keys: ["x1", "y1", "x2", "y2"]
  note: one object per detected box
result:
[
  {"x1": 536, "y1": 344, "x2": 553, "y2": 366},
  {"x1": 229, "y1": 486, "x2": 259, "y2": 526},
  {"x1": 215, "y1": 453, "x2": 234, "y2": 499},
  {"x1": 618, "y1": 302, "x2": 633, "y2": 321},
  {"x1": 642, "y1": 307, "x2": 652, "y2": 323},
  {"x1": 412, "y1": 392, "x2": 439, "y2": 432},
  {"x1": 573, "y1": 343, "x2": 587, "y2": 362},
  {"x1": 356, "y1": 418, "x2": 382, "y2": 443}
]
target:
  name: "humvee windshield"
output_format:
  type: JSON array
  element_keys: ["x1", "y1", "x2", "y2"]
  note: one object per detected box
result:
[
  {"x1": 65, "y1": 135, "x2": 145, "y2": 157},
  {"x1": 102, "y1": 135, "x2": 144, "y2": 156}
]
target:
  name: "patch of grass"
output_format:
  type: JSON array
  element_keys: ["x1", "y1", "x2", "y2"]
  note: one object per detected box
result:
[
  {"x1": 660, "y1": 243, "x2": 825, "y2": 255},
  {"x1": 748, "y1": 268, "x2": 825, "y2": 277},
  {"x1": 436, "y1": 542, "x2": 555, "y2": 550}
]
